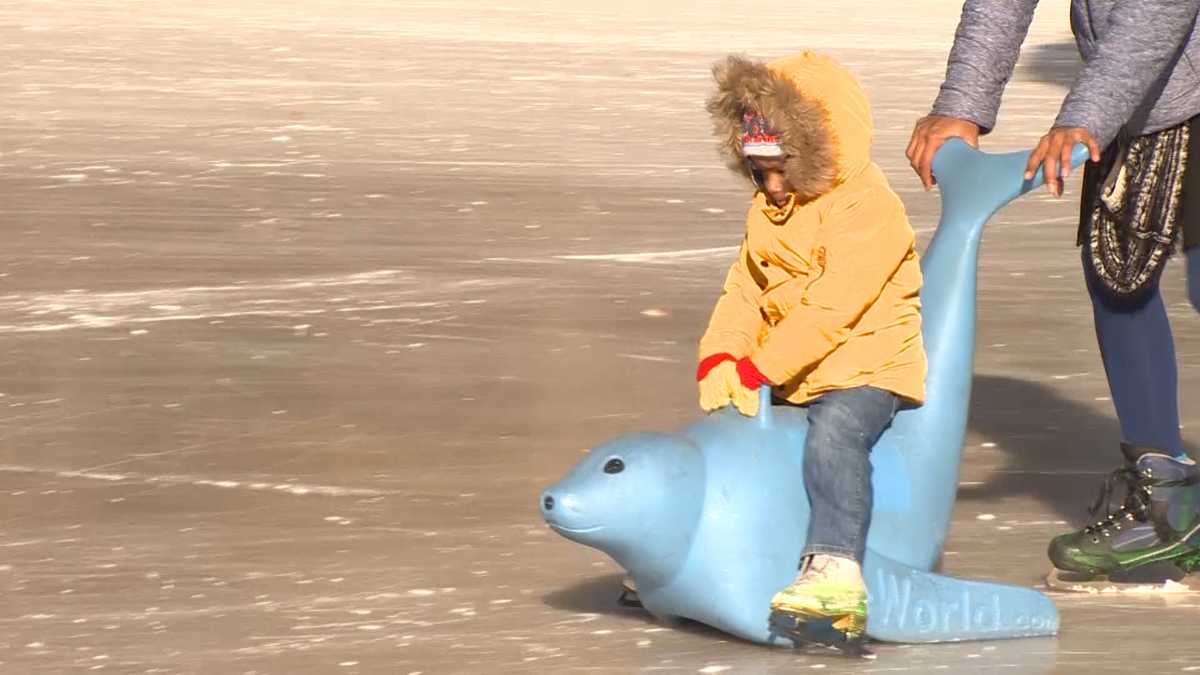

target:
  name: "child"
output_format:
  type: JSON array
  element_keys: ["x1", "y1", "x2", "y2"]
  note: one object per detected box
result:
[{"x1": 697, "y1": 52, "x2": 927, "y2": 641}]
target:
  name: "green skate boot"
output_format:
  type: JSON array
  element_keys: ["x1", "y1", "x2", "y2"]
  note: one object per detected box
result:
[
  {"x1": 767, "y1": 554, "x2": 871, "y2": 656},
  {"x1": 1047, "y1": 443, "x2": 1200, "y2": 591}
]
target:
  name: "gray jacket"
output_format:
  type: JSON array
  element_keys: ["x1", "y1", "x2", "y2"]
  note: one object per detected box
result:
[{"x1": 931, "y1": 0, "x2": 1200, "y2": 148}]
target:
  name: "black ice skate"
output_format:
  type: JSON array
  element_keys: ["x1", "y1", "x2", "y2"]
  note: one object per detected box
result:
[
  {"x1": 617, "y1": 575, "x2": 642, "y2": 608},
  {"x1": 1046, "y1": 443, "x2": 1200, "y2": 593}
]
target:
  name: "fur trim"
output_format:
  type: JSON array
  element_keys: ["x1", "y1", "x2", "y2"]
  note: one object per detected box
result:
[{"x1": 706, "y1": 55, "x2": 839, "y2": 203}]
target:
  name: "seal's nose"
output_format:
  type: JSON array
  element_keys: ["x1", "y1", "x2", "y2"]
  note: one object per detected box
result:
[{"x1": 542, "y1": 494, "x2": 555, "y2": 511}]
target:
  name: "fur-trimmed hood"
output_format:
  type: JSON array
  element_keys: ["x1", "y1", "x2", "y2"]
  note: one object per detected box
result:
[{"x1": 706, "y1": 51, "x2": 875, "y2": 203}]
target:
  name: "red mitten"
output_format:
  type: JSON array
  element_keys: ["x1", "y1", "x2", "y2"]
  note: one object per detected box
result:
[
  {"x1": 735, "y1": 357, "x2": 772, "y2": 390},
  {"x1": 731, "y1": 357, "x2": 773, "y2": 417},
  {"x1": 696, "y1": 353, "x2": 737, "y2": 381}
]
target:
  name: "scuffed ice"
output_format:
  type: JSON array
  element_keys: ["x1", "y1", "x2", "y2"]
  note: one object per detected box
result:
[{"x1": 0, "y1": 1, "x2": 1195, "y2": 673}]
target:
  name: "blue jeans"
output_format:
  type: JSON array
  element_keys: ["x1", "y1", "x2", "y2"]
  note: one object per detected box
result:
[{"x1": 800, "y1": 386, "x2": 900, "y2": 564}]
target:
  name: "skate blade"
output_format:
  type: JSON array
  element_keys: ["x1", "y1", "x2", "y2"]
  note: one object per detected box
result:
[
  {"x1": 767, "y1": 609, "x2": 873, "y2": 659},
  {"x1": 1045, "y1": 567, "x2": 1200, "y2": 594}
]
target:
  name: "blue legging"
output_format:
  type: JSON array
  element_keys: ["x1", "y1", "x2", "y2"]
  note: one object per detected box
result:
[{"x1": 1084, "y1": 246, "x2": 1200, "y2": 457}]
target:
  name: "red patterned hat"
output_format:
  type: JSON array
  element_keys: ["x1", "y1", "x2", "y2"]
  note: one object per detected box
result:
[{"x1": 740, "y1": 110, "x2": 784, "y2": 157}]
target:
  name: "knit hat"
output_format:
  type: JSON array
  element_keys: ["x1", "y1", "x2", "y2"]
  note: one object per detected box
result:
[{"x1": 740, "y1": 110, "x2": 784, "y2": 158}]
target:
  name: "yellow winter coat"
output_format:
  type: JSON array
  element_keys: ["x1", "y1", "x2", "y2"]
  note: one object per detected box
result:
[{"x1": 699, "y1": 52, "x2": 926, "y2": 405}]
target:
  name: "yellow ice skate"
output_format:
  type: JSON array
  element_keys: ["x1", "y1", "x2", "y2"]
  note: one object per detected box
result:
[{"x1": 768, "y1": 555, "x2": 869, "y2": 654}]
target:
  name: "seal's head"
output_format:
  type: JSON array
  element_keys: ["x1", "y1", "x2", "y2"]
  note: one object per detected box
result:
[{"x1": 541, "y1": 431, "x2": 705, "y2": 587}]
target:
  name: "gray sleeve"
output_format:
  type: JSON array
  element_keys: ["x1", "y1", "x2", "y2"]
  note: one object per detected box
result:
[
  {"x1": 930, "y1": 0, "x2": 1040, "y2": 134},
  {"x1": 1054, "y1": 1, "x2": 1200, "y2": 148}
]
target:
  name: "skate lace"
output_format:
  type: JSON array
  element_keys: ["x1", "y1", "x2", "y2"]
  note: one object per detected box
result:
[{"x1": 1084, "y1": 466, "x2": 1152, "y2": 541}]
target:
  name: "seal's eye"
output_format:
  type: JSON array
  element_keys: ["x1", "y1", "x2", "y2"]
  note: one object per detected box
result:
[{"x1": 604, "y1": 458, "x2": 625, "y2": 474}]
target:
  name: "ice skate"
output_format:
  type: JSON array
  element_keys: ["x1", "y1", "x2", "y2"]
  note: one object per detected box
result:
[
  {"x1": 767, "y1": 555, "x2": 872, "y2": 657},
  {"x1": 1045, "y1": 443, "x2": 1200, "y2": 594},
  {"x1": 617, "y1": 575, "x2": 642, "y2": 608}
]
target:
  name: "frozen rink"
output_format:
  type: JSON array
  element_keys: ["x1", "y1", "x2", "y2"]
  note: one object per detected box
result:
[{"x1": 1, "y1": 1, "x2": 1198, "y2": 672}]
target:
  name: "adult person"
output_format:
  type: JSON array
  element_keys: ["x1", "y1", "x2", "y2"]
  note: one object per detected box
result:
[{"x1": 907, "y1": 1, "x2": 1200, "y2": 581}]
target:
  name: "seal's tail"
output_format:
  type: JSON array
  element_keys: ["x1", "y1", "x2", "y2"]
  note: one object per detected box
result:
[{"x1": 863, "y1": 551, "x2": 1058, "y2": 642}]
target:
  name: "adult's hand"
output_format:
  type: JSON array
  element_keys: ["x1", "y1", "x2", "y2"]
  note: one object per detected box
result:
[
  {"x1": 1024, "y1": 127, "x2": 1101, "y2": 197},
  {"x1": 906, "y1": 115, "x2": 982, "y2": 190}
]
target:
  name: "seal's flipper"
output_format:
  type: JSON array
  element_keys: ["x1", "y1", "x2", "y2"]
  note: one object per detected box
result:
[
  {"x1": 930, "y1": 140, "x2": 1092, "y2": 226},
  {"x1": 915, "y1": 139, "x2": 1093, "y2": 378},
  {"x1": 865, "y1": 554, "x2": 1058, "y2": 643}
]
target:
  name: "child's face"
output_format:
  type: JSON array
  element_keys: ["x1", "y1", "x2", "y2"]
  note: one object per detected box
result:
[{"x1": 749, "y1": 156, "x2": 793, "y2": 208}]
